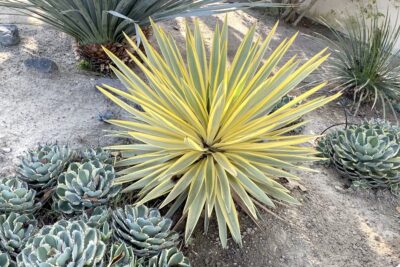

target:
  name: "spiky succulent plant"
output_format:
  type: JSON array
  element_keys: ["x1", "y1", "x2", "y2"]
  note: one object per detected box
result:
[
  {"x1": 321, "y1": 10, "x2": 400, "y2": 118},
  {"x1": 17, "y1": 220, "x2": 106, "y2": 266},
  {"x1": 0, "y1": 212, "x2": 37, "y2": 257},
  {"x1": 81, "y1": 147, "x2": 114, "y2": 165},
  {"x1": 53, "y1": 160, "x2": 121, "y2": 215},
  {"x1": 0, "y1": 177, "x2": 41, "y2": 214},
  {"x1": 17, "y1": 144, "x2": 72, "y2": 194},
  {"x1": 98, "y1": 18, "x2": 340, "y2": 246},
  {"x1": 148, "y1": 247, "x2": 190, "y2": 267},
  {"x1": 318, "y1": 120, "x2": 400, "y2": 192},
  {"x1": 112, "y1": 205, "x2": 179, "y2": 257},
  {"x1": 0, "y1": 0, "x2": 280, "y2": 72}
]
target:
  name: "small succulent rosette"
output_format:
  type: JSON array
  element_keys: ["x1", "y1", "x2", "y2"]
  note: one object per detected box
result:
[
  {"x1": 112, "y1": 205, "x2": 179, "y2": 257},
  {"x1": 53, "y1": 160, "x2": 121, "y2": 215},
  {"x1": 0, "y1": 177, "x2": 41, "y2": 214}
]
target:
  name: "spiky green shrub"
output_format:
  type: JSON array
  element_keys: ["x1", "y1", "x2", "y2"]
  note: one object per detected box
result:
[
  {"x1": 0, "y1": 177, "x2": 41, "y2": 214},
  {"x1": 321, "y1": 11, "x2": 400, "y2": 118},
  {"x1": 317, "y1": 120, "x2": 400, "y2": 192},
  {"x1": 98, "y1": 19, "x2": 340, "y2": 246},
  {"x1": 0, "y1": 213, "x2": 37, "y2": 257},
  {"x1": 17, "y1": 144, "x2": 72, "y2": 194},
  {"x1": 112, "y1": 205, "x2": 179, "y2": 257},
  {"x1": 0, "y1": 0, "x2": 279, "y2": 71},
  {"x1": 17, "y1": 220, "x2": 106, "y2": 266},
  {"x1": 81, "y1": 147, "x2": 113, "y2": 164},
  {"x1": 53, "y1": 160, "x2": 121, "y2": 215},
  {"x1": 148, "y1": 247, "x2": 190, "y2": 267},
  {"x1": 0, "y1": 0, "x2": 278, "y2": 46}
]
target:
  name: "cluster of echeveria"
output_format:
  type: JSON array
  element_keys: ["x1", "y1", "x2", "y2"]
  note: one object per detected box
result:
[
  {"x1": 0, "y1": 144, "x2": 190, "y2": 266},
  {"x1": 318, "y1": 120, "x2": 400, "y2": 193}
]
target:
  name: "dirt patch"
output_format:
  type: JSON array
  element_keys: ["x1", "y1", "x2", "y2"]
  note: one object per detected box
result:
[{"x1": 0, "y1": 8, "x2": 399, "y2": 267}]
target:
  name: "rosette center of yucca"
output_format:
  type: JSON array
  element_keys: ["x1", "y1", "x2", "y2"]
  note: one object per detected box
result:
[{"x1": 202, "y1": 140, "x2": 223, "y2": 153}]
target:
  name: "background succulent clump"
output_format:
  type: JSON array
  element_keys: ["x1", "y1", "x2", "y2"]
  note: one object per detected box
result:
[
  {"x1": 80, "y1": 206, "x2": 113, "y2": 242},
  {"x1": 17, "y1": 220, "x2": 106, "y2": 266},
  {"x1": 17, "y1": 144, "x2": 72, "y2": 196},
  {"x1": 148, "y1": 247, "x2": 191, "y2": 267},
  {"x1": 270, "y1": 95, "x2": 305, "y2": 134},
  {"x1": 53, "y1": 160, "x2": 121, "y2": 215},
  {"x1": 0, "y1": 177, "x2": 41, "y2": 214},
  {"x1": 108, "y1": 242, "x2": 138, "y2": 267},
  {"x1": 317, "y1": 120, "x2": 400, "y2": 193},
  {"x1": 80, "y1": 147, "x2": 114, "y2": 165},
  {"x1": 0, "y1": 212, "x2": 37, "y2": 257}
]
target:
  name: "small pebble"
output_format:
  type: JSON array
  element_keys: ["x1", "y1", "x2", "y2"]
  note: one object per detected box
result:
[{"x1": 1, "y1": 147, "x2": 11, "y2": 153}]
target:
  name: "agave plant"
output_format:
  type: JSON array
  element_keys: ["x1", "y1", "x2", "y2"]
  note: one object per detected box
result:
[
  {"x1": 53, "y1": 160, "x2": 121, "y2": 215},
  {"x1": 98, "y1": 19, "x2": 340, "y2": 246},
  {"x1": 112, "y1": 205, "x2": 179, "y2": 257},
  {"x1": 0, "y1": 177, "x2": 41, "y2": 214},
  {"x1": 0, "y1": 0, "x2": 280, "y2": 71},
  {"x1": 320, "y1": 10, "x2": 400, "y2": 118},
  {"x1": 17, "y1": 220, "x2": 106, "y2": 266},
  {"x1": 148, "y1": 247, "x2": 190, "y2": 267},
  {"x1": 17, "y1": 144, "x2": 72, "y2": 196},
  {"x1": 317, "y1": 120, "x2": 400, "y2": 193},
  {"x1": 0, "y1": 212, "x2": 37, "y2": 257}
]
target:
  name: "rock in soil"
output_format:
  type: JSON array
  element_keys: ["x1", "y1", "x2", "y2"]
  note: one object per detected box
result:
[
  {"x1": 0, "y1": 147, "x2": 11, "y2": 153},
  {"x1": 24, "y1": 57, "x2": 59, "y2": 76},
  {"x1": 0, "y1": 24, "x2": 20, "y2": 46}
]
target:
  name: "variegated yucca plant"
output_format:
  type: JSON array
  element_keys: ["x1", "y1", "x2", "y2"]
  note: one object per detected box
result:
[{"x1": 98, "y1": 18, "x2": 340, "y2": 247}]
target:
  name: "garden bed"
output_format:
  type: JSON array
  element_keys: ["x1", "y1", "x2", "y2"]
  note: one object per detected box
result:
[{"x1": 0, "y1": 8, "x2": 399, "y2": 267}]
